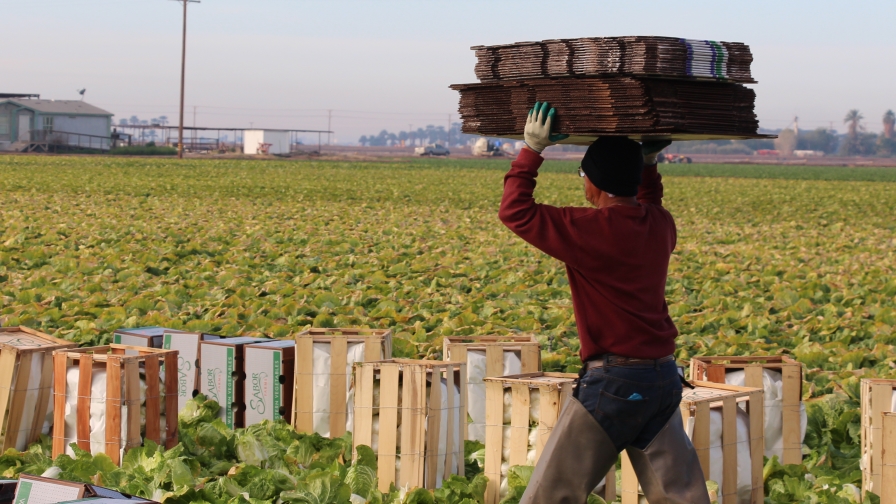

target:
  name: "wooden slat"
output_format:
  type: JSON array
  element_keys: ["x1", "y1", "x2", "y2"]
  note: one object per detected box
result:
[
  {"x1": 509, "y1": 384, "x2": 529, "y2": 467},
  {"x1": 329, "y1": 336, "x2": 348, "y2": 438},
  {"x1": 485, "y1": 345, "x2": 503, "y2": 379},
  {"x1": 52, "y1": 353, "x2": 67, "y2": 458},
  {"x1": 780, "y1": 363, "x2": 802, "y2": 465},
  {"x1": 721, "y1": 397, "x2": 737, "y2": 504},
  {"x1": 881, "y1": 412, "x2": 896, "y2": 504},
  {"x1": 377, "y1": 365, "x2": 399, "y2": 493},
  {"x1": 443, "y1": 364, "x2": 457, "y2": 478},
  {"x1": 363, "y1": 336, "x2": 381, "y2": 362},
  {"x1": 76, "y1": 354, "x2": 93, "y2": 452},
  {"x1": 484, "y1": 381, "x2": 504, "y2": 504},
  {"x1": 0, "y1": 349, "x2": 20, "y2": 450},
  {"x1": 748, "y1": 391, "x2": 764, "y2": 504},
  {"x1": 293, "y1": 337, "x2": 314, "y2": 433},
  {"x1": 872, "y1": 382, "x2": 892, "y2": 492},
  {"x1": 536, "y1": 386, "x2": 560, "y2": 460},
  {"x1": 105, "y1": 357, "x2": 123, "y2": 465},
  {"x1": 124, "y1": 359, "x2": 142, "y2": 450},
  {"x1": 353, "y1": 365, "x2": 374, "y2": 459},
  {"x1": 693, "y1": 402, "x2": 711, "y2": 480},
  {"x1": 400, "y1": 365, "x2": 426, "y2": 488},
  {"x1": 743, "y1": 365, "x2": 763, "y2": 389},
  {"x1": 621, "y1": 450, "x2": 638, "y2": 504},
  {"x1": 164, "y1": 351, "x2": 178, "y2": 449},
  {"x1": 29, "y1": 352, "x2": 55, "y2": 446},
  {"x1": 144, "y1": 356, "x2": 161, "y2": 445},
  {"x1": 425, "y1": 366, "x2": 443, "y2": 489},
  {"x1": 689, "y1": 359, "x2": 705, "y2": 382},
  {"x1": 604, "y1": 464, "x2": 616, "y2": 502},
  {"x1": 520, "y1": 344, "x2": 540, "y2": 373},
  {"x1": 459, "y1": 363, "x2": 468, "y2": 450},
  {"x1": 3, "y1": 349, "x2": 32, "y2": 452}
]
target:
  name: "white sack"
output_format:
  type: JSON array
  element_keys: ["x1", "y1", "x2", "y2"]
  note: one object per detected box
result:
[
  {"x1": 466, "y1": 350, "x2": 522, "y2": 443},
  {"x1": 725, "y1": 369, "x2": 807, "y2": 459},
  {"x1": 312, "y1": 342, "x2": 366, "y2": 437},
  {"x1": 706, "y1": 407, "x2": 753, "y2": 503},
  {"x1": 63, "y1": 366, "x2": 164, "y2": 458},
  {"x1": 432, "y1": 377, "x2": 463, "y2": 489}
]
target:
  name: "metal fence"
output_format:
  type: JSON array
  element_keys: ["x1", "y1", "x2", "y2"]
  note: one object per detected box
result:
[{"x1": 29, "y1": 129, "x2": 112, "y2": 151}]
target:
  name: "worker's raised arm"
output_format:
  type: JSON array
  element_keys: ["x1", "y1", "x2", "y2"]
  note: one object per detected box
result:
[
  {"x1": 637, "y1": 140, "x2": 672, "y2": 206},
  {"x1": 499, "y1": 148, "x2": 585, "y2": 265},
  {"x1": 499, "y1": 102, "x2": 582, "y2": 264}
]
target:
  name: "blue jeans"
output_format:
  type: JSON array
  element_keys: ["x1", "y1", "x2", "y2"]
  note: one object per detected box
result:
[{"x1": 576, "y1": 360, "x2": 683, "y2": 451}]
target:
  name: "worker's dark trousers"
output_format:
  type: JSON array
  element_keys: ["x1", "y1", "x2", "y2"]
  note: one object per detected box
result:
[{"x1": 520, "y1": 360, "x2": 710, "y2": 504}]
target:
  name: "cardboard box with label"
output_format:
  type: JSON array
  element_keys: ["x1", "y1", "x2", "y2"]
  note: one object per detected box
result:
[
  {"x1": 199, "y1": 337, "x2": 270, "y2": 429},
  {"x1": 13, "y1": 474, "x2": 156, "y2": 503},
  {"x1": 244, "y1": 340, "x2": 295, "y2": 426},
  {"x1": 161, "y1": 332, "x2": 223, "y2": 412},
  {"x1": 112, "y1": 327, "x2": 187, "y2": 349}
]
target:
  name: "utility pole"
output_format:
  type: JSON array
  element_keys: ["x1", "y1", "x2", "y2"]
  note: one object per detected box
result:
[
  {"x1": 327, "y1": 109, "x2": 332, "y2": 145},
  {"x1": 176, "y1": 0, "x2": 200, "y2": 159}
]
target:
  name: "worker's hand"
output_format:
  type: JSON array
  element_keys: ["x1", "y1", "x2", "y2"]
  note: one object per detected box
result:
[
  {"x1": 524, "y1": 102, "x2": 569, "y2": 153},
  {"x1": 641, "y1": 140, "x2": 672, "y2": 165}
]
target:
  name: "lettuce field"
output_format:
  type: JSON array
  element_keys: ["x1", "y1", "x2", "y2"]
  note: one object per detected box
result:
[{"x1": 1, "y1": 154, "x2": 895, "y2": 503}]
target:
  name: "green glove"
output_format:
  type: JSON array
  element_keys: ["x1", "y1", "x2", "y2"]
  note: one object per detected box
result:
[
  {"x1": 524, "y1": 101, "x2": 570, "y2": 153},
  {"x1": 641, "y1": 139, "x2": 672, "y2": 165}
]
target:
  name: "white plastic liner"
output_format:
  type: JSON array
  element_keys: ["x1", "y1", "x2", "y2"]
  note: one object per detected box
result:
[
  {"x1": 62, "y1": 366, "x2": 165, "y2": 458},
  {"x1": 466, "y1": 350, "x2": 522, "y2": 443},
  {"x1": 15, "y1": 353, "x2": 48, "y2": 450},
  {"x1": 724, "y1": 369, "x2": 808, "y2": 459},
  {"x1": 312, "y1": 341, "x2": 366, "y2": 437}
]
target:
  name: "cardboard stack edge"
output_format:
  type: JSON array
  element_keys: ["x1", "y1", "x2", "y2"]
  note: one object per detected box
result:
[{"x1": 452, "y1": 35, "x2": 774, "y2": 143}]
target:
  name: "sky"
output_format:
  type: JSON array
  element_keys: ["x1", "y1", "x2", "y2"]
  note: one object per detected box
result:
[{"x1": 3, "y1": 0, "x2": 896, "y2": 144}]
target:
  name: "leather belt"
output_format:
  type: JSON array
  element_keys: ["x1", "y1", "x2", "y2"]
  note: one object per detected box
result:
[{"x1": 585, "y1": 354, "x2": 675, "y2": 369}]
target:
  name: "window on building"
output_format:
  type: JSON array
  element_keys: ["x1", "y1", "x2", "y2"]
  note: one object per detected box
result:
[
  {"x1": 0, "y1": 116, "x2": 9, "y2": 135},
  {"x1": 42, "y1": 116, "x2": 54, "y2": 131}
]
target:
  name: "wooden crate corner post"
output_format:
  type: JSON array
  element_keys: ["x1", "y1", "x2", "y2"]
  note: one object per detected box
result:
[
  {"x1": 51, "y1": 344, "x2": 179, "y2": 465},
  {"x1": 880, "y1": 411, "x2": 896, "y2": 504}
]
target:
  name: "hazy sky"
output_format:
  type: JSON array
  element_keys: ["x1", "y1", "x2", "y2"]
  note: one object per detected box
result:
[{"x1": 4, "y1": 0, "x2": 895, "y2": 143}]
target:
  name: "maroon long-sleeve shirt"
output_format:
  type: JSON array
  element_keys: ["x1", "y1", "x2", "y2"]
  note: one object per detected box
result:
[{"x1": 499, "y1": 148, "x2": 678, "y2": 361}]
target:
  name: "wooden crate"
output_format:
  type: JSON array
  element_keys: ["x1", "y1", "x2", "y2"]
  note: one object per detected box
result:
[
  {"x1": 353, "y1": 359, "x2": 466, "y2": 492},
  {"x1": 0, "y1": 327, "x2": 77, "y2": 451},
  {"x1": 620, "y1": 381, "x2": 764, "y2": 504},
  {"x1": 482, "y1": 372, "x2": 615, "y2": 504},
  {"x1": 861, "y1": 379, "x2": 896, "y2": 496},
  {"x1": 690, "y1": 355, "x2": 802, "y2": 464},
  {"x1": 880, "y1": 412, "x2": 896, "y2": 503},
  {"x1": 292, "y1": 328, "x2": 392, "y2": 437},
  {"x1": 442, "y1": 335, "x2": 541, "y2": 375},
  {"x1": 51, "y1": 344, "x2": 179, "y2": 465}
]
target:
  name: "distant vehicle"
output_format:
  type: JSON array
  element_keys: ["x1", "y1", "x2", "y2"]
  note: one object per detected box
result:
[
  {"x1": 658, "y1": 153, "x2": 692, "y2": 164},
  {"x1": 415, "y1": 144, "x2": 450, "y2": 156},
  {"x1": 472, "y1": 138, "x2": 505, "y2": 157}
]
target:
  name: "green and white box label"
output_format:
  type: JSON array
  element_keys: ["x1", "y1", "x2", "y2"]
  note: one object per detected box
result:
[
  {"x1": 200, "y1": 343, "x2": 234, "y2": 428},
  {"x1": 245, "y1": 347, "x2": 282, "y2": 425}
]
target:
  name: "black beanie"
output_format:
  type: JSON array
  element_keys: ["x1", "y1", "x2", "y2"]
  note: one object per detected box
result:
[{"x1": 580, "y1": 137, "x2": 643, "y2": 197}]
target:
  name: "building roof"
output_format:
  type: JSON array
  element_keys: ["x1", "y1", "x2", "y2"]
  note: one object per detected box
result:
[
  {"x1": 0, "y1": 93, "x2": 39, "y2": 99},
  {"x1": 0, "y1": 99, "x2": 112, "y2": 116}
]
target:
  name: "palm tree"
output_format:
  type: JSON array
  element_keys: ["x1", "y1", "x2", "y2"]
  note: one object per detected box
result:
[
  {"x1": 841, "y1": 110, "x2": 865, "y2": 156},
  {"x1": 883, "y1": 110, "x2": 895, "y2": 139}
]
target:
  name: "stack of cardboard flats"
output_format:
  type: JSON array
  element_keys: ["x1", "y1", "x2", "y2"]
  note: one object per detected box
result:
[{"x1": 451, "y1": 36, "x2": 772, "y2": 143}]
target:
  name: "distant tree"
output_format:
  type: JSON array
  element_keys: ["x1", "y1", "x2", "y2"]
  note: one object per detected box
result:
[
  {"x1": 796, "y1": 128, "x2": 839, "y2": 154},
  {"x1": 359, "y1": 135, "x2": 368, "y2": 146},
  {"x1": 158, "y1": 115, "x2": 169, "y2": 127},
  {"x1": 883, "y1": 110, "x2": 895, "y2": 139},
  {"x1": 840, "y1": 109, "x2": 865, "y2": 156},
  {"x1": 398, "y1": 131, "x2": 408, "y2": 146},
  {"x1": 119, "y1": 118, "x2": 128, "y2": 126},
  {"x1": 129, "y1": 115, "x2": 140, "y2": 125}
]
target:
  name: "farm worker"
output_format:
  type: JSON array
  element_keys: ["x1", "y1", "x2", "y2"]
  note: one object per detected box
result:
[{"x1": 499, "y1": 102, "x2": 709, "y2": 504}]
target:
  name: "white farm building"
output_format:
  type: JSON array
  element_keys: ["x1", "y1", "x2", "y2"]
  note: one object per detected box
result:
[{"x1": 0, "y1": 99, "x2": 113, "y2": 151}]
